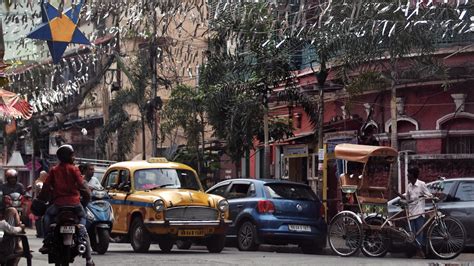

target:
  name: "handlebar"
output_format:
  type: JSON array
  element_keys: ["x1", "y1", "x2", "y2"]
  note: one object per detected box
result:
[{"x1": 394, "y1": 195, "x2": 439, "y2": 208}]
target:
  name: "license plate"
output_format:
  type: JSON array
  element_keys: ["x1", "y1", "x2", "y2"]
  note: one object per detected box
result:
[
  {"x1": 178, "y1": 229, "x2": 205, "y2": 237},
  {"x1": 60, "y1": 226, "x2": 75, "y2": 234},
  {"x1": 288, "y1": 225, "x2": 311, "y2": 232}
]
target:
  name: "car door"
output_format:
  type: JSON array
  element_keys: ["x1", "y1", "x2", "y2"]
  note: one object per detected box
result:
[
  {"x1": 442, "y1": 180, "x2": 474, "y2": 246},
  {"x1": 226, "y1": 181, "x2": 255, "y2": 235},
  {"x1": 102, "y1": 169, "x2": 122, "y2": 232},
  {"x1": 114, "y1": 169, "x2": 132, "y2": 233}
]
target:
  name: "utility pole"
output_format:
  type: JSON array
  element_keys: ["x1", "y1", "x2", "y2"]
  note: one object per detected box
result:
[
  {"x1": 150, "y1": 4, "x2": 158, "y2": 157},
  {"x1": 315, "y1": 60, "x2": 328, "y2": 198},
  {"x1": 263, "y1": 91, "x2": 271, "y2": 179}
]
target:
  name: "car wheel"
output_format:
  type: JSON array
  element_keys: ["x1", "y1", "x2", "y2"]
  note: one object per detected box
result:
[
  {"x1": 206, "y1": 234, "x2": 226, "y2": 253},
  {"x1": 300, "y1": 243, "x2": 323, "y2": 254},
  {"x1": 130, "y1": 218, "x2": 151, "y2": 253},
  {"x1": 237, "y1": 221, "x2": 259, "y2": 251},
  {"x1": 158, "y1": 237, "x2": 174, "y2": 253},
  {"x1": 176, "y1": 240, "x2": 192, "y2": 250}
]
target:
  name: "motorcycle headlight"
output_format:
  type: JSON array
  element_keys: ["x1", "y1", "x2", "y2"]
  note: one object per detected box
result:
[
  {"x1": 86, "y1": 208, "x2": 94, "y2": 220},
  {"x1": 217, "y1": 199, "x2": 229, "y2": 213},
  {"x1": 153, "y1": 199, "x2": 165, "y2": 212},
  {"x1": 92, "y1": 190, "x2": 106, "y2": 199}
]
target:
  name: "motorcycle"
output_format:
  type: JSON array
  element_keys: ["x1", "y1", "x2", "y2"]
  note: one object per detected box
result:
[
  {"x1": 2, "y1": 192, "x2": 24, "y2": 216},
  {"x1": 46, "y1": 206, "x2": 88, "y2": 266},
  {"x1": 0, "y1": 186, "x2": 33, "y2": 226},
  {"x1": 85, "y1": 188, "x2": 114, "y2": 255}
]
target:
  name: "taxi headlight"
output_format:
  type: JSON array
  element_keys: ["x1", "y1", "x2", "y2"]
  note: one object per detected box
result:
[
  {"x1": 217, "y1": 199, "x2": 229, "y2": 212},
  {"x1": 153, "y1": 199, "x2": 165, "y2": 212}
]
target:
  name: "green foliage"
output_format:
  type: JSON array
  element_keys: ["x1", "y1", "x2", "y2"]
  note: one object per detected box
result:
[
  {"x1": 97, "y1": 50, "x2": 152, "y2": 160},
  {"x1": 205, "y1": 84, "x2": 263, "y2": 163},
  {"x1": 204, "y1": 2, "x2": 320, "y2": 163},
  {"x1": 331, "y1": 1, "x2": 461, "y2": 95},
  {"x1": 161, "y1": 84, "x2": 204, "y2": 150}
]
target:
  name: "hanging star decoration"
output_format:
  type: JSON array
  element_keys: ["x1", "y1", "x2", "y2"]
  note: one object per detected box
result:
[{"x1": 26, "y1": 0, "x2": 90, "y2": 64}]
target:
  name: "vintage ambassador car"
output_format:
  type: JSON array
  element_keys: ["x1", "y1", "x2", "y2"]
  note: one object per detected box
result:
[{"x1": 101, "y1": 158, "x2": 230, "y2": 253}]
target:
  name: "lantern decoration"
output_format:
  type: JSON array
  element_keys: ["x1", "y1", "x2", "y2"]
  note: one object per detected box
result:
[{"x1": 26, "y1": 0, "x2": 90, "y2": 64}]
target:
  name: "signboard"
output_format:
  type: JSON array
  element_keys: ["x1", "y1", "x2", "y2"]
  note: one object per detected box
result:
[
  {"x1": 24, "y1": 139, "x2": 33, "y2": 155},
  {"x1": 283, "y1": 145, "x2": 308, "y2": 158},
  {"x1": 318, "y1": 149, "x2": 325, "y2": 161}
]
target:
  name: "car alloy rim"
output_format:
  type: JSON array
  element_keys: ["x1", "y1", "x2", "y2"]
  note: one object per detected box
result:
[{"x1": 240, "y1": 224, "x2": 253, "y2": 248}]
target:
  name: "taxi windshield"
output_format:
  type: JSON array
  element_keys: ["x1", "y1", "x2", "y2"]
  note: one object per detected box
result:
[{"x1": 133, "y1": 168, "x2": 201, "y2": 191}]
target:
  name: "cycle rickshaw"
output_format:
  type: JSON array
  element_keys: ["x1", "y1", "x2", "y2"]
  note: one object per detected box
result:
[{"x1": 327, "y1": 143, "x2": 466, "y2": 259}]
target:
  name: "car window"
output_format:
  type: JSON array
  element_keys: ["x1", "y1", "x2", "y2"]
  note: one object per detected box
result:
[
  {"x1": 265, "y1": 183, "x2": 317, "y2": 201},
  {"x1": 427, "y1": 181, "x2": 453, "y2": 193},
  {"x1": 454, "y1": 181, "x2": 474, "y2": 202},
  {"x1": 227, "y1": 183, "x2": 252, "y2": 199},
  {"x1": 248, "y1": 183, "x2": 256, "y2": 197},
  {"x1": 208, "y1": 184, "x2": 229, "y2": 197},
  {"x1": 133, "y1": 168, "x2": 201, "y2": 191},
  {"x1": 103, "y1": 170, "x2": 119, "y2": 189},
  {"x1": 118, "y1": 170, "x2": 131, "y2": 191},
  {"x1": 427, "y1": 181, "x2": 454, "y2": 201}
]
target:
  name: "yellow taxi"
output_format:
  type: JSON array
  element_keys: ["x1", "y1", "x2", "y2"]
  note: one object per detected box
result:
[{"x1": 101, "y1": 157, "x2": 230, "y2": 253}]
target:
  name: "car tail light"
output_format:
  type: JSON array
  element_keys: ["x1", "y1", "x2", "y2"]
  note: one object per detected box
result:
[
  {"x1": 320, "y1": 204, "x2": 326, "y2": 218},
  {"x1": 257, "y1": 200, "x2": 275, "y2": 214}
]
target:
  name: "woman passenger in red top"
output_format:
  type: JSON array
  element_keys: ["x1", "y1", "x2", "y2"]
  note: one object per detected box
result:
[{"x1": 38, "y1": 144, "x2": 94, "y2": 266}]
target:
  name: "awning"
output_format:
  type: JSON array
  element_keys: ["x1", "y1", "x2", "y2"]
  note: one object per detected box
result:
[
  {"x1": 273, "y1": 131, "x2": 314, "y2": 145},
  {"x1": 334, "y1": 143, "x2": 398, "y2": 163}
]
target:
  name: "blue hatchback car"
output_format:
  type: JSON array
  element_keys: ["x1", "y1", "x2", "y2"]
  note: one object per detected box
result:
[{"x1": 206, "y1": 179, "x2": 327, "y2": 254}]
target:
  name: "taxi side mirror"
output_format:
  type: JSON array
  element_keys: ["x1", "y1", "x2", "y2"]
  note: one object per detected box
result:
[{"x1": 120, "y1": 184, "x2": 131, "y2": 192}]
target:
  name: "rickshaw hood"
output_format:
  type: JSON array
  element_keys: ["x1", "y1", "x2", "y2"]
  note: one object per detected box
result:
[{"x1": 335, "y1": 143, "x2": 398, "y2": 163}]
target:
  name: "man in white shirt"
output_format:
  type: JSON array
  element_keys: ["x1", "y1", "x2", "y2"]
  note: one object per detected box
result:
[
  {"x1": 80, "y1": 164, "x2": 103, "y2": 190},
  {"x1": 400, "y1": 166, "x2": 432, "y2": 256}
]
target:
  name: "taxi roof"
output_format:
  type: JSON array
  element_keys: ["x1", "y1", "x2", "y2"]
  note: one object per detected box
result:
[
  {"x1": 108, "y1": 160, "x2": 195, "y2": 172},
  {"x1": 335, "y1": 143, "x2": 398, "y2": 163}
]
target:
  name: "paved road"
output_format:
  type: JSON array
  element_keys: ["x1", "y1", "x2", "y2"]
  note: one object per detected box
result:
[{"x1": 19, "y1": 234, "x2": 474, "y2": 266}]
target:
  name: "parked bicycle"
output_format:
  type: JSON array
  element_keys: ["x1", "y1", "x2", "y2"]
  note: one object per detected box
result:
[{"x1": 327, "y1": 144, "x2": 466, "y2": 259}]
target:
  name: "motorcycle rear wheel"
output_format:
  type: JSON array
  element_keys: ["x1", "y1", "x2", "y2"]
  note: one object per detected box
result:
[{"x1": 55, "y1": 246, "x2": 71, "y2": 266}]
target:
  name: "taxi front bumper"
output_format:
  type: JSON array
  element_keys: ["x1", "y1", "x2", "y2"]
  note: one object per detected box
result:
[{"x1": 144, "y1": 219, "x2": 231, "y2": 235}]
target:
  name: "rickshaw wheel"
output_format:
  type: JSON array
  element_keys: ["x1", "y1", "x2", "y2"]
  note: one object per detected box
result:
[
  {"x1": 361, "y1": 216, "x2": 388, "y2": 257},
  {"x1": 328, "y1": 212, "x2": 363, "y2": 257},
  {"x1": 427, "y1": 216, "x2": 466, "y2": 260}
]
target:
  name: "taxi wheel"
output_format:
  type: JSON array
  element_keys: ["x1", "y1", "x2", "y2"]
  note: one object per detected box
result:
[
  {"x1": 158, "y1": 237, "x2": 174, "y2": 253},
  {"x1": 206, "y1": 234, "x2": 226, "y2": 253},
  {"x1": 237, "y1": 221, "x2": 259, "y2": 251},
  {"x1": 130, "y1": 218, "x2": 151, "y2": 253}
]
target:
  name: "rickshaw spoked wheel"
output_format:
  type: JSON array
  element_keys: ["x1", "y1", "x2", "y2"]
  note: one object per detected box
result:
[
  {"x1": 361, "y1": 216, "x2": 388, "y2": 257},
  {"x1": 328, "y1": 211, "x2": 363, "y2": 257}
]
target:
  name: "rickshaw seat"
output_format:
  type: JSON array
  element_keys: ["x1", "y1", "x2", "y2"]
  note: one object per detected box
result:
[{"x1": 357, "y1": 196, "x2": 388, "y2": 204}]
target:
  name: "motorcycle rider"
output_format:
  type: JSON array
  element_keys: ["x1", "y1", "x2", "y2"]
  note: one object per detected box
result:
[
  {"x1": 79, "y1": 164, "x2": 102, "y2": 190},
  {"x1": 0, "y1": 169, "x2": 25, "y2": 198},
  {"x1": 0, "y1": 207, "x2": 25, "y2": 265},
  {"x1": 37, "y1": 145, "x2": 95, "y2": 266},
  {"x1": 33, "y1": 170, "x2": 48, "y2": 238},
  {"x1": 0, "y1": 169, "x2": 25, "y2": 221}
]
